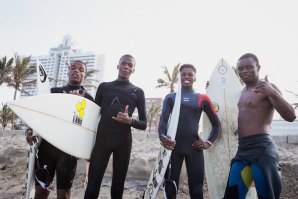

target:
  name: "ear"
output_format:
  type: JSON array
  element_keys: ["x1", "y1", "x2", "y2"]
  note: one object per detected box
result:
[
  {"x1": 131, "y1": 67, "x2": 135, "y2": 73},
  {"x1": 257, "y1": 64, "x2": 261, "y2": 71},
  {"x1": 117, "y1": 64, "x2": 119, "y2": 69},
  {"x1": 194, "y1": 77, "x2": 196, "y2": 82}
]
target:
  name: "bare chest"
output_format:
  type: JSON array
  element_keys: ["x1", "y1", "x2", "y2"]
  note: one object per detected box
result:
[{"x1": 238, "y1": 89, "x2": 266, "y2": 109}]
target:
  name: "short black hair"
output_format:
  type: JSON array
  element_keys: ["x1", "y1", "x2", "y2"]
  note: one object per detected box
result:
[
  {"x1": 69, "y1": 60, "x2": 87, "y2": 71},
  {"x1": 119, "y1": 54, "x2": 135, "y2": 65},
  {"x1": 179, "y1": 64, "x2": 196, "y2": 73},
  {"x1": 238, "y1": 53, "x2": 260, "y2": 66}
]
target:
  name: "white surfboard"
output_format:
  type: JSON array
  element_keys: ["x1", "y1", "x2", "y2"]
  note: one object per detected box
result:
[
  {"x1": 143, "y1": 80, "x2": 181, "y2": 199},
  {"x1": 8, "y1": 93, "x2": 100, "y2": 160},
  {"x1": 202, "y1": 59, "x2": 256, "y2": 199},
  {"x1": 25, "y1": 60, "x2": 50, "y2": 199}
]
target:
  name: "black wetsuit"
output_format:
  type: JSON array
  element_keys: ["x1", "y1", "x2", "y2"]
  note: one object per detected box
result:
[
  {"x1": 159, "y1": 89, "x2": 220, "y2": 199},
  {"x1": 84, "y1": 80, "x2": 147, "y2": 199},
  {"x1": 35, "y1": 85, "x2": 94, "y2": 189}
]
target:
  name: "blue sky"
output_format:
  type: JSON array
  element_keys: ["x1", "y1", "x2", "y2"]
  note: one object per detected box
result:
[{"x1": 1, "y1": 0, "x2": 298, "y2": 111}]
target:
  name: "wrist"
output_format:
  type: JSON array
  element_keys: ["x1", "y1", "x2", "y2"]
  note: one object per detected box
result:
[
  {"x1": 129, "y1": 118, "x2": 134, "y2": 125},
  {"x1": 206, "y1": 140, "x2": 213, "y2": 146}
]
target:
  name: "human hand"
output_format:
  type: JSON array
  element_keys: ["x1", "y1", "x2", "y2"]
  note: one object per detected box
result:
[
  {"x1": 159, "y1": 135, "x2": 176, "y2": 150},
  {"x1": 252, "y1": 75, "x2": 275, "y2": 96},
  {"x1": 192, "y1": 138, "x2": 211, "y2": 150},
  {"x1": 112, "y1": 105, "x2": 133, "y2": 124}
]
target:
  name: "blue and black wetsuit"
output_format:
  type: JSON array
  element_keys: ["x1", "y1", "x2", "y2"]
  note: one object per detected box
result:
[
  {"x1": 224, "y1": 134, "x2": 281, "y2": 199},
  {"x1": 84, "y1": 80, "x2": 147, "y2": 199},
  {"x1": 159, "y1": 89, "x2": 220, "y2": 199},
  {"x1": 36, "y1": 85, "x2": 94, "y2": 189}
]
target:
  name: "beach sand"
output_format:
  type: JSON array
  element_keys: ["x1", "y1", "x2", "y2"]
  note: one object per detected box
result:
[{"x1": 0, "y1": 131, "x2": 297, "y2": 199}]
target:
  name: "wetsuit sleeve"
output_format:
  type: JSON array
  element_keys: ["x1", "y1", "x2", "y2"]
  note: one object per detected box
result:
[
  {"x1": 158, "y1": 94, "x2": 174, "y2": 136},
  {"x1": 131, "y1": 88, "x2": 147, "y2": 130},
  {"x1": 94, "y1": 83, "x2": 104, "y2": 107},
  {"x1": 199, "y1": 94, "x2": 220, "y2": 143},
  {"x1": 83, "y1": 92, "x2": 94, "y2": 102}
]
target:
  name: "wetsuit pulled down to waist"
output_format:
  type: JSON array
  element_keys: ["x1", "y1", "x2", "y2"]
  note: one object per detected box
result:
[{"x1": 224, "y1": 134, "x2": 281, "y2": 199}]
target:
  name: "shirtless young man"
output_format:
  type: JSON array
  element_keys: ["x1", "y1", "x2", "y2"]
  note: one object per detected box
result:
[{"x1": 224, "y1": 53, "x2": 296, "y2": 199}]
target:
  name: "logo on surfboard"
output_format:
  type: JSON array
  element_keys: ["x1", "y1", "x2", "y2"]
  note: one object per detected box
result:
[
  {"x1": 213, "y1": 102, "x2": 219, "y2": 112},
  {"x1": 73, "y1": 99, "x2": 86, "y2": 125},
  {"x1": 39, "y1": 64, "x2": 48, "y2": 83},
  {"x1": 218, "y1": 65, "x2": 227, "y2": 74}
]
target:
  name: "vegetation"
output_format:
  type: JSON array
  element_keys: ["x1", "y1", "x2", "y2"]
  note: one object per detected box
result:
[
  {"x1": 0, "y1": 56, "x2": 14, "y2": 86},
  {"x1": 7, "y1": 54, "x2": 34, "y2": 99},
  {"x1": 156, "y1": 63, "x2": 180, "y2": 93},
  {"x1": 0, "y1": 104, "x2": 13, "y2": 129},
  {"x1": 0, "y1": 54, "x2": 35, "y2": 129},
  {"x1": 146, "y1": 103, "x2": 161, "y2": 132}
]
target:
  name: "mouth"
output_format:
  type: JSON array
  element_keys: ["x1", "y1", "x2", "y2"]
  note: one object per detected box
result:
[
  {"x1": 72, "y1": 74, "x2": 80, "y2": 79},
  {"x1": 183, "y1": 80, "x2": 191, "y2": 84},
  {"x1": 240, "y1": 75, "x2": 249, "y2": 79}
]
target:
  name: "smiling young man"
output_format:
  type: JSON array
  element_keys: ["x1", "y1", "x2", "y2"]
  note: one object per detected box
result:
[
  {"x1": 224, "y1": 53, "x2": 296, "y2": 199},
  {"x1": 159, "y1": 64, "x2": 220, "y2": 199},
  {"x1": 84, "y1": 54, "x2": 147, "y2": 199},
  {"x1": 25, "y1": 60, "x2": 94, "y2": 199}
]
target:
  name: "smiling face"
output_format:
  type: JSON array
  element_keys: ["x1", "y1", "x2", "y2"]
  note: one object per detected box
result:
[
  {"x1": 180, "y1": 67, "x2": 196, "y2": 90},
  {"x1": 237, "y1": 57, "x2": 260, "y2": 85},
  {"x1": 117, "y1": 56, "x2": 135, "y2": 81},
  {"x1": 67, "y1": 61, "x2": 86, "y2": 86}
]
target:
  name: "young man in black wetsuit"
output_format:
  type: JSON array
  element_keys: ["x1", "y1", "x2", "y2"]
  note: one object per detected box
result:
[
  {"x1": 84, "y1": 54, "x2": 147, "y2": 199},
  {"x1": 25, "y1": 60, "x2": 93, "y2": 199},
  {"x1": 159, "y1": 64, "x2": 220, "y2": 199}
]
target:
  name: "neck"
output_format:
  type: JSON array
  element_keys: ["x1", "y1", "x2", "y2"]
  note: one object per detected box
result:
[
  {"x1": 244, "y1": 77, "x2": 259, "y2": 88},
  {"x1": 67, "y1": 83, "x2": 81, "y2": 87},
  {"x1": 182, "y1": 86, "x2": 193, "y2": 91},
  {"x1": 117, "y1": 77, "x2": 129, "y2": 81}
]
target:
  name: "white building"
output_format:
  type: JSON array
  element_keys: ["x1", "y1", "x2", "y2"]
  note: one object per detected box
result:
[{"x1": 22, "y1": 35, "x2": 105, "y2": 97}]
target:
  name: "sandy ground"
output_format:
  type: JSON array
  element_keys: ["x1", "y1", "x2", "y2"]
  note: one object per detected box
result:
[{"x1": 0, "y1": 131, "x2": 297, "y2": 199}]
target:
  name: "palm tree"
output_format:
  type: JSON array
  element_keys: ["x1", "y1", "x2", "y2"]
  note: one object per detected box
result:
[
  {"x1": 147, "y1": 103, "x2": 161, "y2": 132},
  {"x1": 7, "y1": 54, "x2": 34, "y2": 129},
  {"x1": 0, "y1": 56, "x2": 14, "y2": 85},
  {"x1": 0, "y1": 103, "x2": 13, "y2": 130},
  {"x1": 7, "y1": 54, "x2": 34, "y2": 100},
  {"x1": 156, "y1": 63, "x2": 180, "y2": 93}
]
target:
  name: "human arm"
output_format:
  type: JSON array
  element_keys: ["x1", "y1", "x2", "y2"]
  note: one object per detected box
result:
[
  {"x1": 158, "y1": 94, "x2": 176, "y2": 150},
  {"x1": 193, "y1": 94, "x2": 220, "y2": 150},
  {"x1": 131, "y1": 88, "x2": 147, "y2": 130},
  {"x1": 111, "y1": 87, "x2": 147, "y2": 130},
  {"x1": 253, "y1": 76, "x2": 296, "y2": 122}
]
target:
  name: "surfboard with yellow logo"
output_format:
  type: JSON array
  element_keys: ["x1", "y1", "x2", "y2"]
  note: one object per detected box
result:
[
  {"x1": 202, "y1": 59, "x2": 256, "y2": 199},
  {"x1": 8, "y1": 94, "x2": 100, "y2": 159}
]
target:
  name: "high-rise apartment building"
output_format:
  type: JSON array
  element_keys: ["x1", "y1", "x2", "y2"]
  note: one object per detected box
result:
[{"x1": 22, "y1": 35, "x2": 105, "y2": 97}]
